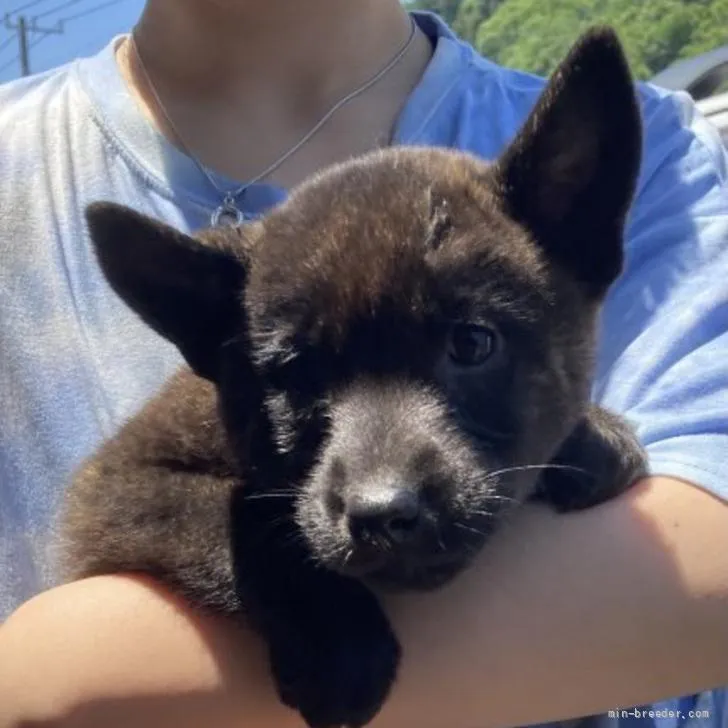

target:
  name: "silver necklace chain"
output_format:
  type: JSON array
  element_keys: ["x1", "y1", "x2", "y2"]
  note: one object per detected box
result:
[{"x1": 128, "y1": 17, "x2": 418, "y2": 227}]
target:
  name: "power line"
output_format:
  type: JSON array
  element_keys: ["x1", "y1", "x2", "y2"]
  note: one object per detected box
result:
[
  {"x1": 35, "y1": 0, "x2": 87, "y2": 21},
  {"x1": 0, "y1": 54, "x2": 18, "y2": 75},
  {"x1": 0, "y1": 35, "x2": 16, "y2": 54},
  {"x1": 3, "y1": 14, "x2": 63, "y2": 76},
  {"x1": 0, "y1": 26, "x2": 49, "y2": 75},
  {"x1": 6, "y1": 0, "x2": 54, "y2": 16},
  {"x1": 30, "y1": 31, "x2": 50, "y2": 48},
  {"x1": 1, "y1": 0, "x2": 130, "y2": 79},
  {"x1": 61, "y1": 0, "x2": 128, "y2": 24}
]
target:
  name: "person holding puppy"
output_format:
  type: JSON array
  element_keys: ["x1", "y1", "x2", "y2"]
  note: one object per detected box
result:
[{"x1": 0, "y1": 2, "x2": 726, "y2": 728}]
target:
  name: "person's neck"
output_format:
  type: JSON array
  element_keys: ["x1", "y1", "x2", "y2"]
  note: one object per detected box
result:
[
  {"x1": 133, "y1": 0, "x2": 415, "y2": 104},
  {"x1": 118, "y1": 0, "x2": 433, "y2": 188}
]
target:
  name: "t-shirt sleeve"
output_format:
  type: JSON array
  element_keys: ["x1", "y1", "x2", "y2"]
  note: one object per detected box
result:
[{"x1": 593, "y1": 85, "x2": 728, "y2": 501}]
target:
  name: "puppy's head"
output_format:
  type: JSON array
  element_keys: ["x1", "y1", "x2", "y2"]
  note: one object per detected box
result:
[{"x1": 86, "y1": 28, "x2": 641, "y2": 590}]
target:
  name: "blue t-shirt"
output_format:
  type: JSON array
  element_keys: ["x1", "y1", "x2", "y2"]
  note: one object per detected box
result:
[{"x1": 0, "y1": 10, "x2": 726, "y2": 727}]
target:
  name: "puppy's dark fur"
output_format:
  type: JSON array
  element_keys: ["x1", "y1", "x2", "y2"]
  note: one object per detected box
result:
[{"x1": 59, "y1": 27, "x2": 647, "y2": 728}]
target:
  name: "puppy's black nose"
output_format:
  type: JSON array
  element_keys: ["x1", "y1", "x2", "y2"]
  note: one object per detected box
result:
[{"x1": 345, "y1": 487, "x2": 422, "y2": 546}]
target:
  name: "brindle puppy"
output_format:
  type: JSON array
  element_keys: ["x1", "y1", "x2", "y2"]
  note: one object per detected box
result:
[{"x1": 58, "y1": 26, "x2": 647, "y2": 728}]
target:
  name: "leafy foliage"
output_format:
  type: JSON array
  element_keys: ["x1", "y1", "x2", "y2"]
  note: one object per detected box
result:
[
  {"x1": 452, "y1": 0, "x2": 505, "y2": 39},
  {"x1": 407, "y1": 0, "x2": 728, "y2": 79},
  {"x1": 408, "y1": 0, "x2": 463, "y2": 24}
]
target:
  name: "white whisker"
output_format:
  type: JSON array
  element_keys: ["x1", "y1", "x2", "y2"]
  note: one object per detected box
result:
[
  {"x1": 243, "y1": 491, "x2": 297, "y2": 501},
  {"x1": 488, "y1": 463, "x2": 591, "y2": 479},
  {"x1": 454, "y1": 522, "x2": 487, "y2": 538}
]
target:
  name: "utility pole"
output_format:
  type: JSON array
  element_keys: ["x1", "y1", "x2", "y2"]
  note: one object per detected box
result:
[
  {"x1": 3, "y1": 14, "x2": 64, "y2": 77},
  {"x1": 17, "y1": 15, "x2": 29, "y2": 76}
]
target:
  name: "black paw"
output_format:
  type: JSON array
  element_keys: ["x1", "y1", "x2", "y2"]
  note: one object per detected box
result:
[
  {"x1": 269, "y1": 596, "x2": 400, "y2": 728},
  {"x1": 535, "y1": 404, "x2": 648, "y2": 513}
]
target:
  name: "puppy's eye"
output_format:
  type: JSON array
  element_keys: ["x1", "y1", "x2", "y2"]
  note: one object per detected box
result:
[{"x1": 447, "y1": 324, "x2": 498, "y2": 367}]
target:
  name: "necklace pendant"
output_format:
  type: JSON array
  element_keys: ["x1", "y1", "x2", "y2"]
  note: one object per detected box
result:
[{"x1": 211, "y1": 198, "x2": 246, "y2": 227}]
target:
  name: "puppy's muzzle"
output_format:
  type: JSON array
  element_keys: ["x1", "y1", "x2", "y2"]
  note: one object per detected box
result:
[
  {"x1": 345, "y1": 483, "x2": 422, "y2": 549},
  {"x1": 300, "y1": 379, "x2": 493, "y2": 589}
]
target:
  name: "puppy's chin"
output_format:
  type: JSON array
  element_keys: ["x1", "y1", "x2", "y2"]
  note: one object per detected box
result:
[
  {"x1": 363, "y1": 557, "x2": 470, "y2": 592},
  {"x1": 316, "y1": 528, "x2": 486, "y2": 592},
  {"x1": 323, "y1": 548, "x2": 471, "y2": 591}
]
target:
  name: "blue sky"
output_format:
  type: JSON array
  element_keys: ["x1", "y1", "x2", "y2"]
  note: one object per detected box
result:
[{"x1": 1, "y1": 0, "x2": 145, "y2": 84}]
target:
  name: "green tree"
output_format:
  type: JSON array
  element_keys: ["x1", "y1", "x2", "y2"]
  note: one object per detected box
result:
[
  {"x1": 407, "y1": 0, "x2": 462, "y2": 25},
  {"x1": 473, "y1": 0, "x2": 728, "y2": 79},
  {"x1": 452, "y1": 0, "x2": 505, "y2": 42},
  {"x1": 406, "y1": 0, "x2": 728, "y2": 80},
  {"x1": 680, "y1": 0, "x2": 728, "y2": 59},
  {"x1": 474, "y1": 0, "x2": 594, "y2": 75}
]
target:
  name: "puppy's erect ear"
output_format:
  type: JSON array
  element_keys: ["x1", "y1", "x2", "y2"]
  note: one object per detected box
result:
[
  {"x1": 492, "y1": 26, "x2": 642, "y2": 295},
  {"x1": 86, "y1": 202, "x2": 248, "y2": 381}
]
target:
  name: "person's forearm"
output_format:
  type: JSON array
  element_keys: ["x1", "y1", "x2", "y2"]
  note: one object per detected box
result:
[
  {"x1": 377, "y1": 475, "x2": 728, "y2": 727},
  {"x1": 0, "y1": 575, "x2": 301, "y2": 728},
  {"x1": 1, "y1": 476, "x2": 727, "y2": 728}
]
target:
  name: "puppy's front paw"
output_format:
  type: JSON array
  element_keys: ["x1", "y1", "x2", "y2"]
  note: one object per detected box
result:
[
  {"x1": 269, "y1": 602, "x2": 400, "y2": 728},
  {"x1": 536, "y1": 404, "x2": 648, "y2": 512}
]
